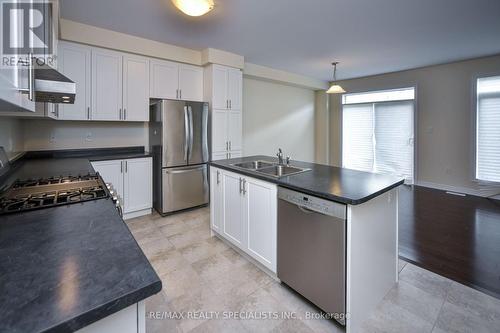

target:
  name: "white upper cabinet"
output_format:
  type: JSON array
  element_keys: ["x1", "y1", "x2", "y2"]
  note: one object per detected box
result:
[
  {"x1": 211, "y1": 65, "x2": 229, "y2": 109},
  {"x1": 178, "y1": 64, "x2": 203, "y2": 102},
  {"x1": 150, "y1": 59, "x2": 178, "y2": 100},
  {"x1": 123, "y1": 55, "x2": 150, "y2": 121},
  {"x1": 204, "y1": 64, "x2": 244, "y2": 161},
  {"x1": 150, "y1": 59, "x2": 203, "y2": 101},
  {"x1": 91, "y1": 48, "x2": 123, "y2": 121},
  {"x1": 57, "y1": 41, "x2": 91, "y2": 120},
  {"x1": 205, "y1": 64, "x2": 242, "y2": 110},
  {"x1": 227, "y1": 68, "x2": 242, "y2": 110}
]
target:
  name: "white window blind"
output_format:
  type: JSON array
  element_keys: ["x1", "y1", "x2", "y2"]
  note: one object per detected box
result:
[
  {"x1": 476, "y1": 76, "x2": 500, "y2": 183},
  {"x1": 342, "y1": 88, "x2": 415, "y2": 182},
  {"x1": 342, "y1": 104, "x2": 374, "y2": 172}
]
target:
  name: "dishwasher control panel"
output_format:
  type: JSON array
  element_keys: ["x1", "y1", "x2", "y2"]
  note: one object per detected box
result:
[{"x1": 278, "y1": 187, "x2": 346, "y2": 219}]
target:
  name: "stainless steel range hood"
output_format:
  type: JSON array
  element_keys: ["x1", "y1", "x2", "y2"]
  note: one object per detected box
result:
[{"x1": 34, "y1": 65, "x2": 76, "y2": 104}]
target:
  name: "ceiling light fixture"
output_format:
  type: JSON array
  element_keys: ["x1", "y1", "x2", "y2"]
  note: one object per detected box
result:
[
  {"x1": 171, "y1": 0, "x2": 214, "y2": 16},
  {"x1": 326, "y1": 62, "x2": 346, "y2": 94}
]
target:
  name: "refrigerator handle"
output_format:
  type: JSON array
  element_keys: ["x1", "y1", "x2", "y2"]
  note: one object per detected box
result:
[
  {"x1": 188, "y1": 106, "x2": 194, "y2": 160},
  {"x1": 184, "y1": 106, "x2": 189, "y2": 162}
]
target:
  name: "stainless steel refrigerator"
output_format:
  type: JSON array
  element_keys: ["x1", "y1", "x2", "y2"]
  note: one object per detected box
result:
[{"x1": 149, "y1": 100, "x2": 209, "y2": 215}]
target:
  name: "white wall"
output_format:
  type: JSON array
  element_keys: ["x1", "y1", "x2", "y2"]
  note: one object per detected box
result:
[
  {"x1": 243, "y1": 77, "x2": 315, "y2": 162},
  {"x1": 22, "y1": 120, "x2": 148, "y2": 151},
  {"x1": 0, "y1": 117, "x2": 24, "y2": 159},
  {"x1": 329, "y1": 54, "x2": 500, "y2": 195}
]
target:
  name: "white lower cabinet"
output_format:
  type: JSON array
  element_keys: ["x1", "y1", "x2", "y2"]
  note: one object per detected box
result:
[
  {"x1": 91, "y1": 157, "x2": 152, "y2": 219},
  {"x1": 210, "y1": 168, "x2": 223, "y2": 233},
  {"x1": 244, "y1": 176, "x2": 277, "y2": 272},
  {"x1": 76, "y1": 301, "x2": 145, "y2": 333},
  {"x1": 222, "y1": 171, "x2": 246, "y2": 248},
  {"x1": 210, "y1": 167, "x2": 277, "y2": 272},
  {"x1": 123, "y1": 158, "x2": 152, "y2": 214}
]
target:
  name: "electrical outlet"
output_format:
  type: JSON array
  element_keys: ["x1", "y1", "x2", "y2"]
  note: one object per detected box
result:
[
  {"x1": 85, "y1": 132, "x2": 93, "y2": 142},
  {"x1": 49, "y1": 132, "x2": 56, "y2": 143}
]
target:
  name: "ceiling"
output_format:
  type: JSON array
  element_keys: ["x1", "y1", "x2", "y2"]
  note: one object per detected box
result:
[{"x1": 60, "y1": 0, "x2": 500, "y2": 81}]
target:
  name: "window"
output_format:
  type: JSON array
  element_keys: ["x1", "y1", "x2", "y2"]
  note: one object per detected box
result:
[
  {"x1": 476, "y1": 76, "x2": 500, "y2": 183},
  {"x1": 342, "y1": 88, "x2": 415, "y2": 182}
]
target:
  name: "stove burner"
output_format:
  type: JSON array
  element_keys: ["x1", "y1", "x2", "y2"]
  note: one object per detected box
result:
[
  {"x1": 0, "y1": 174, "x2": 109, "y2": 215},
  {"x1": 12, "y1": 174, "x2": 100, "y2": 188}
]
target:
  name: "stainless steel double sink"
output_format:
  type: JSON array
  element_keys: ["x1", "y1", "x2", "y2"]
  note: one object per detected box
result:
[{"x1": 230, "y1": 160, "x2": 310, "y2": 178}]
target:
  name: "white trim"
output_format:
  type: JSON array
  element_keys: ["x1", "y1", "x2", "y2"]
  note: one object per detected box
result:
[
  {"x1": 60, "y1": 19, "x2": 325, "y2": 90},
  {"x1": 243, "y1": 62, "x2": 329, "y2": 91},
  {"x1": 60, "y1": 19, "x2": 201, "y2": 65},
  {"x1": 472, "y1": 72, "x2": 500, "y2": 185},
  {"x1": 416, "y1": 181, "x2": 481, "y2": 196},
  {"x1": 123, "y1": 208, "x2": 152, "y2": 220}
]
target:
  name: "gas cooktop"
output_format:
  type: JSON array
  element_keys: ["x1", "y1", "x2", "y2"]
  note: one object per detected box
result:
[{"x1": 0, "y1": 174, "x2": 109, "y2": 215}]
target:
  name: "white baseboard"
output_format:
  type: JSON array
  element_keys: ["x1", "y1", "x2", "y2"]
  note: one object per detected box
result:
[
  {"x1": 123, "y1": 208, "x2": 152, "y2": 220},
  {"x1": 415, "y1": 181, "x2": 500, "y2": 199}
]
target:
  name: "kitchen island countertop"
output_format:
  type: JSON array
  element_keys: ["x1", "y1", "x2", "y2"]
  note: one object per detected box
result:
[{"x1": 210, "y1": 155, "x2": 404, "y2": 205}]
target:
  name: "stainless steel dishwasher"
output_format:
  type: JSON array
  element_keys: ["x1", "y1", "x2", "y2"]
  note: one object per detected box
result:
[{"x1": 277, "y1": 187, "x2": 346, "y2": 324}]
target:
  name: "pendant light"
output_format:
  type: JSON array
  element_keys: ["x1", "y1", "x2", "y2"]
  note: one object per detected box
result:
[
  {"x1": 326, "y1": 62, "x2": 346, "y2": 94},
  {"x1": 172, "y1": 0, "x2": 214, "y2": 17}
]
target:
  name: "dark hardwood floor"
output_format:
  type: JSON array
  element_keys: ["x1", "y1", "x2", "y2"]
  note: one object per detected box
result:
[{"x1": 399, "y1": 185, "x2": 500, "y2": 300}]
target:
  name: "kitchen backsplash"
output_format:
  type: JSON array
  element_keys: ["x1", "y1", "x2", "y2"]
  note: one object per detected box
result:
[
  {"x1": 0, "y1": 117, "x2": 24, "y2": 159},
  {"x1": 22, "y1": 119, "x2": 149, "y2": 151}
]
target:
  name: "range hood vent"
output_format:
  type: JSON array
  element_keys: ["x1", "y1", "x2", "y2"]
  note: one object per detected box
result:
[{"x1": 34, "y1": 65, "x2": 76, "y2": 104}]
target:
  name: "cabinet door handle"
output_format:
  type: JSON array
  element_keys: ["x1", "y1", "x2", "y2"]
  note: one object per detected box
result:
[
  {"x1": 242, "y1": 179, "x2": 246, "y2": 195},
  {"x1": 125, "y1": 161, "x2": 128, "y2": 173},
  {"x1": 87, "y1": 107, "x2": 90, "y2": 120},
  {"x1": 229, "y1": 141, "x2": 231, "y2": 151},
  {"x1": 119, "y1": 108, "x2": 122, "y2": 120},
  {"x1": 179, "y1": 89, "x2": 182, "y2": 99},
  {"x1": 226, "y1": 100, "x2": 229, "y2": 109},
  {"x1": 124, "y1": 108, "x2": 127, "y2": 120},
  {"x1": 226, "y1": 141, "x2": 228, "y2": 151},
  {"x1": 120, "y1": 161, "x2": 123, "y2": 173},
  {"x1": 28, "y1": 53, "x2": 34, "y2": 101},
  {"x1": 239, "y1": 177, "x2": 242, "y2": 194},
  {"x1": 55, "y1": 104, "x2": 59, "y2": 118},
  {"x1": 216, "y1": 170, "x2": 220, "y2": 184},
  {"x1": 229, "y1": 100, "x2": 232, "y2": 109}
]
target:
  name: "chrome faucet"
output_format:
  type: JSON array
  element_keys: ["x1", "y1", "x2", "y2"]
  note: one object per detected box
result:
[{"x1": 277, "y1": 148, "x2": 284, "y2": 165}]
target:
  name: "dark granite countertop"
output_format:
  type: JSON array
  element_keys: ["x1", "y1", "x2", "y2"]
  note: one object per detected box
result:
[
  {"x1": 23, "y1": 146, "x2": 153, "y2": 162},
  {"x1": 210, "y1": 155, "x2": 404, "y2": 205},
  {"x1": 0, "y1": 147, "x2": 161, "y2": 333}
]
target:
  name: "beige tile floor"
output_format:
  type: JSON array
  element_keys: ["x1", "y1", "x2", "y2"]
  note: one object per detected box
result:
[{"x1": 126, "y1": 207, "x2": 500, "y2": 333}]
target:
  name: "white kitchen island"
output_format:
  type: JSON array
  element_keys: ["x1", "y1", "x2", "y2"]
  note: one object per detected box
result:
[{"x1": 209, "y1": 156, "x2": 403, "y2": 333}]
